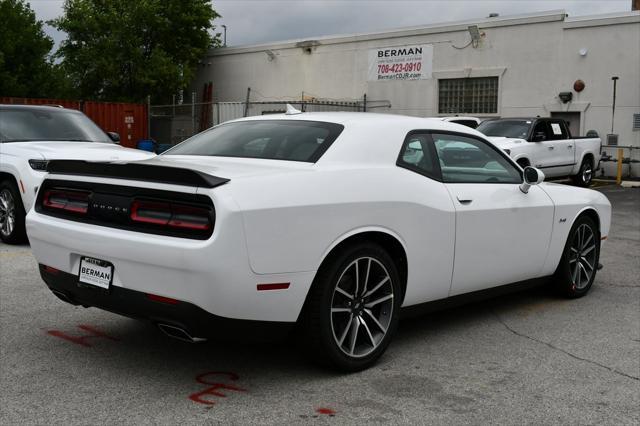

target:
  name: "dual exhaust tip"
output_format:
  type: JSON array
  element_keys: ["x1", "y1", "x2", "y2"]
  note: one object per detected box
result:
[{"x1": 157, "y1": 323, "x2": 207, "y2": 343}]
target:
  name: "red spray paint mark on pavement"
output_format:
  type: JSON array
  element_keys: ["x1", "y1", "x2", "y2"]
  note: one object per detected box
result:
[
  {"x1": 46, "y1": 324, "x2": 120, "y2": 347},
  {"x1": 189, "y1": 371, "x2": 247, "y2": 405},
  {"x1": 316, "y1": 407, "x2": 336, "y2": 416}
]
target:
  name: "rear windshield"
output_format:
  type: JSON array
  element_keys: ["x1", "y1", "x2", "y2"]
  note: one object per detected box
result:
[
  {"x1": 476, "y1": 120, "x2": 532, "y2": 139},
  {"x1": 164, "y1": 120, "x2": 344, "y2": 162},
  {"x1": 0, "y1": 108, "x2": 111, "y2": 143}
]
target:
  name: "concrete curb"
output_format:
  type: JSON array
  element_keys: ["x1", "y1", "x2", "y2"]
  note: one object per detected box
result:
[{"x1": 592, "y1": 179, "x2": 640, "y2": 188}]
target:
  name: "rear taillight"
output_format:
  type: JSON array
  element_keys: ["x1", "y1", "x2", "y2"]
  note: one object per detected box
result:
[
  {"x1": 37, "y1": 180, "x2": 215, "y2": 240},
  {"x1": 43, "y1": 189, "x2": 90, "y2": 214},
  {"x1": 168, "y1": 205, "x2": 211, "y2": 231},
  {"x1": 130, "y1": 200, "x2": 212, "y2": 232},
  {"x1": 130, "y1": 201, "x2": 171, "y2": 225}
]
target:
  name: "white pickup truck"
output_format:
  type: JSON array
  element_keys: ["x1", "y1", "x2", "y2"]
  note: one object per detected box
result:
[{"x1": 476, "y1": 117, "x2": 601, "y2": 187}]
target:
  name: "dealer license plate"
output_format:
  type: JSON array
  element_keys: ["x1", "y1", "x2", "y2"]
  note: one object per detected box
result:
[{"x1": 78, "y1": 257, "x2": 114, "y2": 290}]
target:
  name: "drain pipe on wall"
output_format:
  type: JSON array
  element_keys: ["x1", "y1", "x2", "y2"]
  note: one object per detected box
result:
[{"x1": 610, "y1": 76, "x2": 618, "y2": 134}]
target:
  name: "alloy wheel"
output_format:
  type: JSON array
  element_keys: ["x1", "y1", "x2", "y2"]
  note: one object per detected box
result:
[
  {"x1": 0, "y1": 189, "x2": 16, "y2": 238},
  {"x1": 330, "y1": 256, "x2": 394, "y2": 358},
  {"x1": 569, "y1": 223, "x2": 597, "y2": 290}
]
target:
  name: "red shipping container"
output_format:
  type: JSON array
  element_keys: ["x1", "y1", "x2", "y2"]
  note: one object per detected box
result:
[{"x1": 0, "y1": 97, "x2": 148, "y2": 149}]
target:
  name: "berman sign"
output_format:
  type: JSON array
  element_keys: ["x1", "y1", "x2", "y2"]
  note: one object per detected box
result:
[{"x1": 368, "y1": 44, "x2": 433, "y2": 81}]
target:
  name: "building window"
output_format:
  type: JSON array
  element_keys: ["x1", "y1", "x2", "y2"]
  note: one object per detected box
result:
[
  {"x1": 633, "y1": 113, "x2": 640, "y2": 131},
  {"x1": 438, "y1": 77, "x2": 498, "y2": 114}
]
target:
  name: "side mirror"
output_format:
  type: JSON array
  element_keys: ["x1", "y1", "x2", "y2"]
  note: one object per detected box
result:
[
  {"x1": 520, "y1": 166, "x2": 545, "y2": 194},
  {"x1": 107, "y1": 132, "x2": 120, "y2": 144},
  {"x1": 532, "y1": 131, "x2": 546, "y2": 142}
]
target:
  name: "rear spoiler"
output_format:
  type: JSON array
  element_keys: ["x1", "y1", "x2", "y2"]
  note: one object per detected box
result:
[{"x1": 46, "y1": 160, "x2": 229, "y2": 188}]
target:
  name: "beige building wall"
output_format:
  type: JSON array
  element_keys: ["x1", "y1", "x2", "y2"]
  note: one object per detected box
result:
[{"x1": 193, "y1": 10, "x2": 640, "y2": 175}]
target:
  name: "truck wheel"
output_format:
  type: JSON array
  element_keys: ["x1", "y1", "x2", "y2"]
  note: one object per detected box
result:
[
  {"x1": 0, "y1": 180, "x2": 28, "y2": 244},
  {"x1": 571, "y1": 158, "x2": 593, "y2": 187}
]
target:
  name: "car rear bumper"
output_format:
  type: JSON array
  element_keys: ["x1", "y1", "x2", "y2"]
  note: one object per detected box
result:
[
  {"x1": 39, "y1": 265, "x2": 294, "y2": 341},
  {"x1": 27, "y1": 208, "x2": 316, "y2": 322}
]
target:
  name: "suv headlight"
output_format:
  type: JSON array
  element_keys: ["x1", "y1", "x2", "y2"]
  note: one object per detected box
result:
[{"x1": 28, "y1": 159, "x2": 49, "y2": 171}]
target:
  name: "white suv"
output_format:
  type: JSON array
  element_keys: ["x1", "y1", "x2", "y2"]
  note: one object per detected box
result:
[{"x1": 0, "y1": 105, "x2": 155, "y2": 244}]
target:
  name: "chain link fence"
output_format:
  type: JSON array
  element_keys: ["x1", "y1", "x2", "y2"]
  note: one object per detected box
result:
[{"x1": 149, "y1": 99, "x2": 391, "y2": 147}]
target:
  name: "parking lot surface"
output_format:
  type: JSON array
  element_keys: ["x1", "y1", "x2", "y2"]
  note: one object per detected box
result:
[{"x1": 1, "y1": 185, "x2": 638, "y2": 425}]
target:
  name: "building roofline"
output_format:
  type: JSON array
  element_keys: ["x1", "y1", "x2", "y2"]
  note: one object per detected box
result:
[
  {"x1": 207, "y1": 9, "x2": 568, "y2": 57},
  {"x1": 564, "y1": 10, "x2": 640, "y2": 29}
]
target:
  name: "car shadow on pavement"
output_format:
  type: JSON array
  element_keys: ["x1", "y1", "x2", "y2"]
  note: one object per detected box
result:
[{"x1": 81, "y1": 284, "x2": 559, "y2": 379}]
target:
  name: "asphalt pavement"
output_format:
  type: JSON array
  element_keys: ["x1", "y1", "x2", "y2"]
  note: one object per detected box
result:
[{"x1": 1, "y1": 185, "x2": 638, "y2": 425}]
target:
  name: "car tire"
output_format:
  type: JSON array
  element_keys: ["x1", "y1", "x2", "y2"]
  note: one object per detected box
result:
[
  {"x1": 571, "y1": 157, "x2": 594, "y2": 187},
  {"x1": 0, "y1": 180, "x2": 28, "y2": 245},
  {"x1": 551, "y1": 215, "x2": 600, "y2": 298},
  {"x1": 300, "y1": 242, "x2": 401, "y2": 372}
]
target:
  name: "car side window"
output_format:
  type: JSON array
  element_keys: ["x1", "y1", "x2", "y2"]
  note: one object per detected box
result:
[
  {"x1": 397, "y1": 133, "x2": 440, "y2": 180},
  {"x1": 548, "y1": 120, "x2": 568, "y2": 140},
  {"x1": 532, "y1": 121, "x2": 550, "y2": 141},
  {"x1": 431, "y1": 133, "x2": 522, "y2": 184}
]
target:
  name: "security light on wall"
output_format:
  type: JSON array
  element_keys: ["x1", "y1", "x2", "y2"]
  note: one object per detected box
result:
[
  {"x1": 558, "y1": 92, "x2": 573, "y2": 103},
  {"x1": 468, "y1": 25, "x2": 481, "y2": 40},
  {"x1": 468, "y1": 25, "x2": 481, "y2": 48}
]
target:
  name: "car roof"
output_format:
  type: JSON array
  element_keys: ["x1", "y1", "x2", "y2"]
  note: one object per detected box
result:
[
  {"x1": 227, "y1": 111, "x2": 485, "y2": 133},
  {"x1": 221, "y1": 111, "x2": 493, "y2": 160},
  {"x1": 0, "y1": 104, "x2": 79, "y2": 113}
]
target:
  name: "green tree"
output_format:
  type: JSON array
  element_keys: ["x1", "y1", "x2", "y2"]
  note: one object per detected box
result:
[
  {"x1": 53, "y1": 0, "x2": 220, "y2": 103},
  {"x1": 0, "y1": 0, "x2": 71, "y2": 98}
]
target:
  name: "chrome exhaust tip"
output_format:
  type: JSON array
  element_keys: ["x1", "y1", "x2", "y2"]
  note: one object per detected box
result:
[{"x1": 157, "y1": 323, "x2": 207, "y2": 343}]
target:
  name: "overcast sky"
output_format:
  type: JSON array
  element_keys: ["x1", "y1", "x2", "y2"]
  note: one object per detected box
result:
[{"x1": 30, "y1": 0, "x2": 633, "y2": 50}]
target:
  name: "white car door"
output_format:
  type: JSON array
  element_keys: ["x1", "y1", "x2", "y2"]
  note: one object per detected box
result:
[{"x1": 431, "y1": 132, "x2": 555, "y2": 296}]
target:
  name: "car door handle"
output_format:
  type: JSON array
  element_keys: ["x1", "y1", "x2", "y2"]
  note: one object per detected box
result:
[
  {"x1": 456, "y1": 196, "x2": 473, "y2": 205},
  {"x1": 567, "y1": 145, "x2": 573, "y2": 148},
  {"x1": 548, "y1": 146, "x2": 555, "y2": 150}
]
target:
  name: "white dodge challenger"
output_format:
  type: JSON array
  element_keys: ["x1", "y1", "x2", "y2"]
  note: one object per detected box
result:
[{"x1": 26, "y1": 109, "x2": 611, "y2": 371}]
